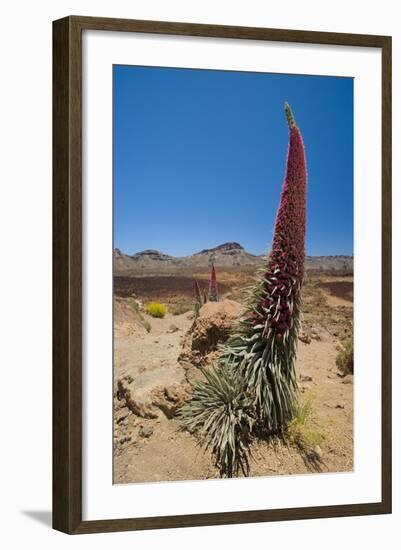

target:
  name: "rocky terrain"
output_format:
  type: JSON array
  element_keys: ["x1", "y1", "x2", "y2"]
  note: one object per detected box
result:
[
  {"x1": 113, "y1": 271, "x2": 354, "y2": 484},
  {"x1": 114, "y1": 242, "x2": 353, "y2": 275}
]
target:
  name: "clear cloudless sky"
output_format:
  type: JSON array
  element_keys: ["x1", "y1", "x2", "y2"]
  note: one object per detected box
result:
[{"x1": 113, "y1": 65, "x2": 353, "y2": 257}]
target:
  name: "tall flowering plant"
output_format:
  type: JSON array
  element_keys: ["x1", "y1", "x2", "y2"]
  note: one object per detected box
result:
[
  {"x1": 208, "y1": 264, "x2": 218, "y2": 302},
  {"x1": 194, "y1": 279, "x2": 202, "y2": 303},
  {"x1": 181, "y1": 103, "x2": 307, "y2": 477},
  {"x1": 194, "y1": 279, "x2": 202, "y2": 317}
]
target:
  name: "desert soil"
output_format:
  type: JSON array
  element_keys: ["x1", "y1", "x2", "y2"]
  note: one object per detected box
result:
[{"x1": 114, "y1": 274, "x2": 353, "y2": 484}]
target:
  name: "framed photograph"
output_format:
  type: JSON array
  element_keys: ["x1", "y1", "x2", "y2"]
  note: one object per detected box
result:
[{"x1": 53, "y1": 16, "x2": 392, "y2": 534}]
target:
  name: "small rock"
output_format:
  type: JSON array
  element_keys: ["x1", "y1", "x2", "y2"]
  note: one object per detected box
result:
[
  {"x1": 115, "y1": 398, "x2": 127, "y2": 409},
  {"x1": 342, "y1": 375, "x2": 353, "y2": 384},
  {"x1": 335, "y1": 403, "x2": 345, "y2": 409},
  {"x1": 165, "y1": 384, "x2": 189, "y2": 403},
  {"x1": 314, "y1": 445, "x2": 323, "y2": 459},
  {"x1": 118, "y1": 376, "x2": 159, "y2": 419},
  {"x1": 167, "y1": 324, "x2": 179, "y2": 333},
  {"x1": 151, "y1": 383, "x2": 190, "y2": 419},
  {"x1": 116, "y1": 408, "x2": 129, "y2": 423},
  {"x1": 139, "y1": 425, "x2": 154, "y2": 438},
  {"x1": 300, "y1": 374, "x2": 313, "y2": 382},
  {"x1": 298, "y1": 330, "x2": 311, "y2": 344}
]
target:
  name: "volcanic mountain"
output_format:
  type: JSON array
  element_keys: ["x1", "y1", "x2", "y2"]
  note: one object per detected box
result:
[
  {"x1": 114, "y1": 242, "x2": 353, "y2": 275},
  {"x1": 114, "y1": 242, "x2": 259, "y2": 272}
]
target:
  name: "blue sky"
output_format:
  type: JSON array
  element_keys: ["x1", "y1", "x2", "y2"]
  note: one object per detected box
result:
[{"x1": 114, "y1": 65, "x2": 353, "y2": 257}]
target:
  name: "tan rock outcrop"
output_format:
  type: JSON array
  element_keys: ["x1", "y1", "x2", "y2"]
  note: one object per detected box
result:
[{"x1": 179, "y1": 299, "x2": 243, "y2": 366}]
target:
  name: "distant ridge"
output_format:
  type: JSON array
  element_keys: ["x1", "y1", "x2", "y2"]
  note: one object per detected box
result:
[{"x1": 114, "y1": 242, "x2": 353, "y2": 275}]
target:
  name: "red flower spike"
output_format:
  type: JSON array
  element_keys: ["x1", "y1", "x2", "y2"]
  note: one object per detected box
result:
[{"x1": 259, "y1": 102, "x2": 307, "y2": 340}]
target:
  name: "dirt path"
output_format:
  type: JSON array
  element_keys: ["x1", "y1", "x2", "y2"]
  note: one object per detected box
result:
[{"x1": 114, "y1": 300, "x2": 353, "y2": 484}]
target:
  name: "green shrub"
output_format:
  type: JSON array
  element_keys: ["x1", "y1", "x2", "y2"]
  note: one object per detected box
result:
[
  {"x1": 130, "y1": 301, "x2": 140, "y2": 313},
  {"x1": 336, "y1": 339, "x2": 353, "y2": 374},
  {"x1": 130, "y1": 301, "x2": 152, "y2": 332},
  {"x1": 145, "y1": 301, "x2": 167, "y2": 318},
  {"x1": 286, "y1": 399, "x2": 325, "y2": 449}
]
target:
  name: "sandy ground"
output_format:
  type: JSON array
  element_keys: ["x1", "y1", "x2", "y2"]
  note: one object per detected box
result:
[{"x1": 113, "y1": 284, "x2": 353, "y2": 484}]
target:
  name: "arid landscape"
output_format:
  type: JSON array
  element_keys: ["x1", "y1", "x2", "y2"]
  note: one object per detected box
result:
[{"x1": 113, "y1": 243, "x2": 354, "y2": 484}]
